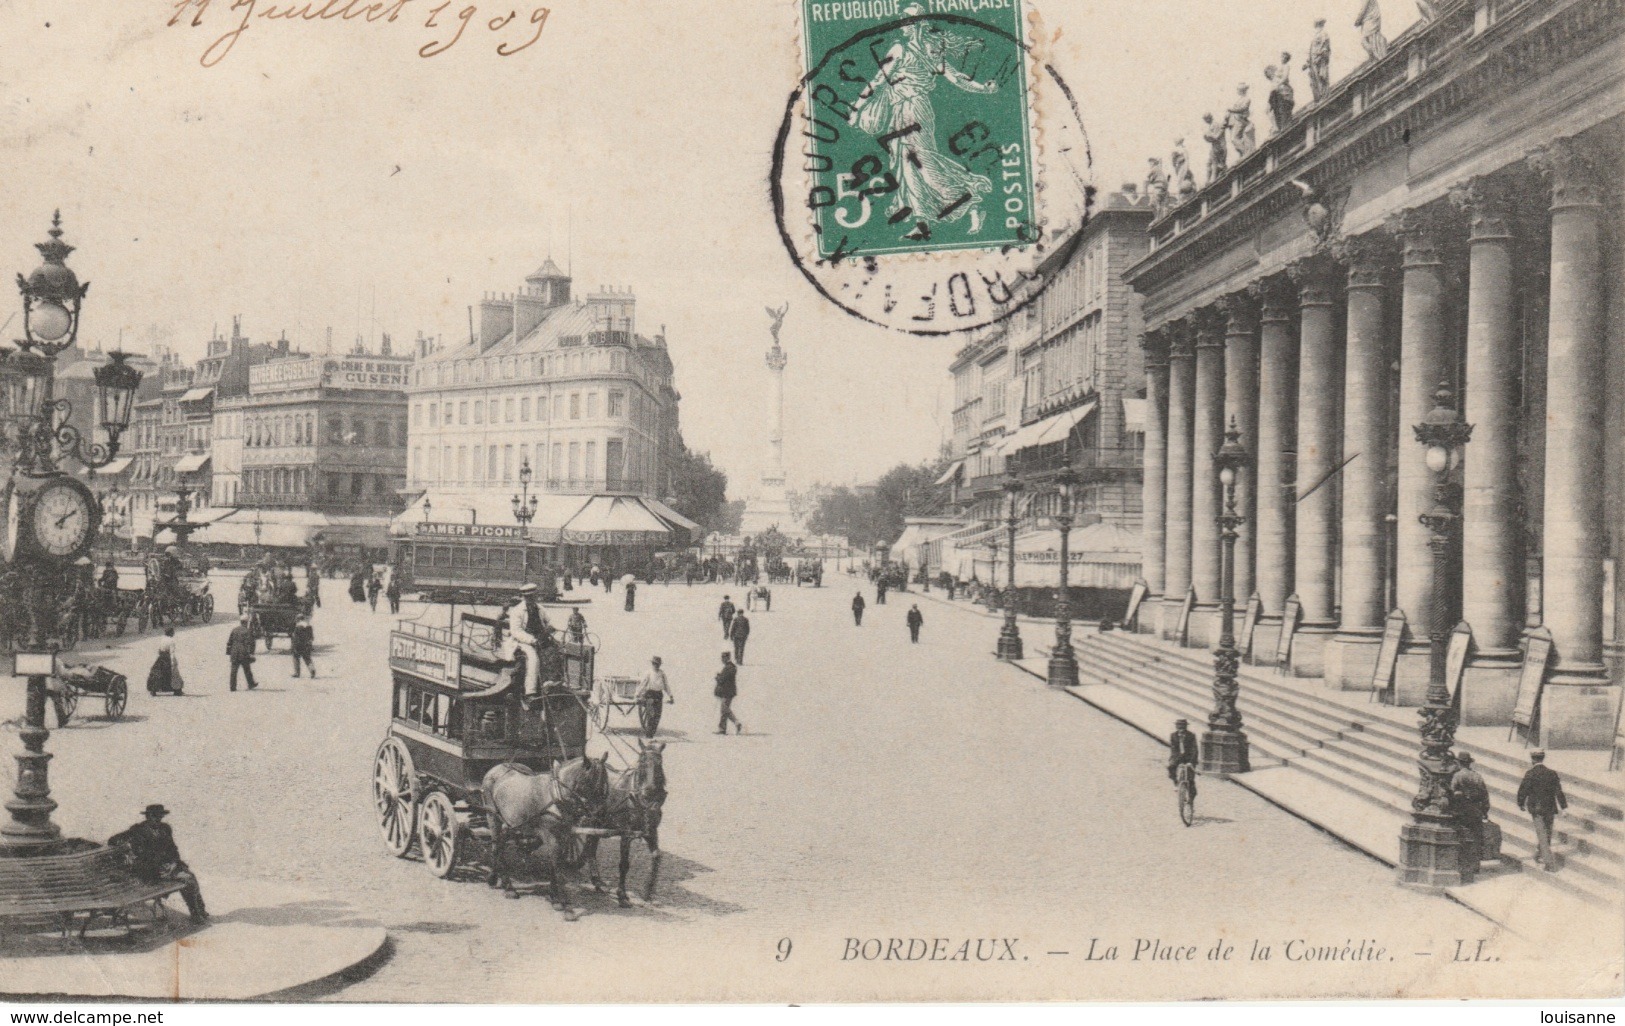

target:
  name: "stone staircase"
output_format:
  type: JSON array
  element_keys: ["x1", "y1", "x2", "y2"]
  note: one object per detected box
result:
[{"x1": 1063, "y1": 629, "x2": 1625, "y2": 910}]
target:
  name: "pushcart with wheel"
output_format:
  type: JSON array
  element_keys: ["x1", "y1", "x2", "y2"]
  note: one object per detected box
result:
[
  {"x1": 591, "y1": 675, "x2": 662, "y2": 738},
  {"x1": 53, "y1": 664, "x2": 129, "y2": 724}
]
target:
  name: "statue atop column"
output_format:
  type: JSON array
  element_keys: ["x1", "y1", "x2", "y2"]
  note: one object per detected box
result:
[
  {"x1": 1202, "y1": 114, "x2": 1228, "y2": 184},
  {"x1": 1171, "y1": 139, "x2": 1197, "y2": 202},
  {"x1": 1265, "y1": 52, "x2": 1296, "y2": 134},
  {"x1": 765, "y1": 303, "x2": 788, "y2": 372},
  {"x1": 1145, "y1": 157, "x2": 1169, "y2": 215},
  {"x1": 1227, "y1": 83, "x2": 1257, "y2": 162},
  {"x1": 1356, "y1": 0, "x2": 1388, "y2": 61}
]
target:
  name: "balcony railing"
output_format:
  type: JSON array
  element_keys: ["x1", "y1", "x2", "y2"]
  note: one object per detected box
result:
[
  {"x1": 546, "y1": 477, "x2": 648, "y2": 495},
  {"x1": 1010, "y1": 446, "x2": 1144, "y2": 483}
]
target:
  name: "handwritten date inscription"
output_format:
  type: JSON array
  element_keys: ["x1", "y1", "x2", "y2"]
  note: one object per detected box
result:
[{"x1": 168, "y1": 0, "x2": 550, "y2": 67}]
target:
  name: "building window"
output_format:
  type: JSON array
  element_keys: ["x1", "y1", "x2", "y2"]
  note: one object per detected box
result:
[
  {"x1": 457, "y1": 446, "x2": 467, "y2": 481},
  {"x1": 584, "y1": 441, "x2": 596, "y2": 481},
  {"x1": 487, "y1": 447, "x2": 499, "y2": 481},
  {"x1": 428, "y1": 402, "x2": 438, "y2": 426},
  {"x1": 551, "y1": 442, "x2": 562, "y2": 479},
  {"x1": 353, "y1": 419, "x2": 367, "y2": 445},
  {"x1": 586, "y1": 392, "x2": 598, "y2": 418},
  {"x1": 505, "y1": 398, "x2": 515, "y2": 422},
  {"x1": 412, "y1": 403, "x2": 421, "y2": 427},
  {"x1": 475, "y1": 401, "x2": 484, "y2": 425},
  {"x1": 442, "y1": 446, "x2": 452, "y2": 482},
  {"x1": 570, "y1": 393, "x2": 581, "y2": 419},
  {"x1": 608, "y1": 391, "x2": 625, "y2": 418},
  {"x1": 503, "y1": 445, "x2": 513, "y2": 481},
  {"x1": 568, "y1": 442, "x2": 580, "y2": 480},
  {"x1": 553, "y1": 394, "x2": 564, "y2": 420},
  {"x1": 458, "y1": 402, "x2": 468, "y2": 425},
  {"x1": 473, "y1": 445, "x2": 484, "y2": 482},
  {"x1": 520, "y1": 397, "x2": 530, "y2": 422}
]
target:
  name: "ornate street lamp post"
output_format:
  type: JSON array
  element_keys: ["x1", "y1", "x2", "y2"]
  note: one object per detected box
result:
[
  {"x1": 0, "y1": 214, "x2": 140, "y2": 859},
  {"x1": 1046, "y1": 466, "x2": 1079, "y2": 688},
  {"x1": 1202, "y1": 419, "x2": 1251, "y2": 774},
  {"x1": 422, "y1": 496, "x2": 434, "y2": 523},
  {"x1": 1399, "y1": 383, "x2": 1473, "y2": 888},
  {"x1": 511, "y1": 456, "x2": 538, "y2": 526},
  {"x1": 996, "y1": 475, "x2": 1024, "y2": 660}
]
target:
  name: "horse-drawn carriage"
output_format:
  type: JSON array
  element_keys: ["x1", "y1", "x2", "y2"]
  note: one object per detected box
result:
[
  {"x1": 373, "y1": 613, "x2": 597, "y2": 881},
  {"x1": 137, "y1": 555, "x2": 214, "y2": 631},
  {"x1": 248, "y1": 601, "x2": 301, "y2": 650}
]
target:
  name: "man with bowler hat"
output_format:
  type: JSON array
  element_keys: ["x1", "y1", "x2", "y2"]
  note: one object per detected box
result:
[
  {"x1": 1517, "y1": 750, "x2": 1567, "y2": 872},
  {"x1": 1450, "y1": 751, "x2": 1491, "y2": 874},
  {"x1": 108, "y1": 804, "x2": 207, "y2": 923},
  {"x1": 227, "y1": 613, "x2": 258, "y2": 691}
]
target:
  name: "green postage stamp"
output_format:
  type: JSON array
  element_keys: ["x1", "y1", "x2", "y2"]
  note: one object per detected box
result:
[{"x1": 798, "y1": 0, "x2": 1037, "y2": 259}]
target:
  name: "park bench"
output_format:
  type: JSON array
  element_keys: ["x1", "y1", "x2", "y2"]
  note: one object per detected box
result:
[{"x1": 0, "y1": 841, "x2": 190, "y2": 939}]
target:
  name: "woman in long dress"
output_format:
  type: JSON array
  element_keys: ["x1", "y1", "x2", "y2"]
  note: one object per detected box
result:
[
  {"x1": 147, "y1": 627, "x2": 183, "y2": 695},
  {"x1": 848, "y1": 7, "x2": 999, "y2": 236}
]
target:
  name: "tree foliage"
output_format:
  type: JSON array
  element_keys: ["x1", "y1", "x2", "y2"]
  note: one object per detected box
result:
[
  {"x1": 669, "y1": 447, "x2": 737, "y2": 538},
  {"x1": 806, "y1": 459, "x2": 951, "y2": 550}
]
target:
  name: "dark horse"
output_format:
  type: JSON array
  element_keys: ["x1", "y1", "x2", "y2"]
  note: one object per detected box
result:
[
  {"x1": 583, "y1": 739, "x2": 667, "y2": 907},
  {"x1": 482, "y1": 754, "x2": 610, "y2": 917}
]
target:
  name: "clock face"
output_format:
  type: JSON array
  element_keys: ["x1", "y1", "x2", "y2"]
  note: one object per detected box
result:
[{"x1": 29, "y1": 479, "x2": 97, "y2": 560}]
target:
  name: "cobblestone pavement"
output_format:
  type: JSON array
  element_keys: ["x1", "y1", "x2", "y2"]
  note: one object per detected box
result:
[{"x1": 3, "y1": 569, "x2": 1556, "y2": 1001}]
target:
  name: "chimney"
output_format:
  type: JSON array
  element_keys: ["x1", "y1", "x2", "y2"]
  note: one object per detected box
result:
[
  {"x1": 480, "y1": 292, "x2": 513, "y2": 351},
  {"x1": 514, "y1": 287, "x2": 550, "y2": 342}
]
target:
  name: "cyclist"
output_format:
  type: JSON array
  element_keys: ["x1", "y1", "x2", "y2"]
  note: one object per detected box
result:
[{"x1": 1167, "y1": 718, "x2": 1199, "y2": 799}]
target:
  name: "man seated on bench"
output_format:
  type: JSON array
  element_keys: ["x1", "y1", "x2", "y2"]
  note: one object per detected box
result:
[{"x1": 107, "y1": 803, "x2": 208, "y2": 924}]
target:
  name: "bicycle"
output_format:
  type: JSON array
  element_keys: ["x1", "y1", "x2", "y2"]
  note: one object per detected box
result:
[{"x1": 1175, "y1": 762, "x2": 1197, "y2": 827}]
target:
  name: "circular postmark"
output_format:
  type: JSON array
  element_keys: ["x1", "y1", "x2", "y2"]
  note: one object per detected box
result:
[{"x1": 773, "y1": 5, "x2": 1093, "y2": 336}]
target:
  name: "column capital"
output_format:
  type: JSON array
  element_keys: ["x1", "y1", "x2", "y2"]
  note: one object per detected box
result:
[
  {"x1": 1528, "y1": 137, "x2": 1605, "y2": 210},
  {"x1": 1287, "y1": 252, "x2": 1339, "y2": 306},
  {"x1": 1332, "y1": 230, "x2": 1395, "y2": 290},
  {"x1": 1141, "y1": 327, "x2": 1170, "y2": 369},
  {"x1": 1219, "y1": 291, "x2": 1260, "y2": 336},
  {"x1": 1166, "y1": 318, "x2": 1195, "y2": 360},
  {"x1": 1248, "y1": 274, "x2": 1297, "y2": 323},
  {"x1": 1193, "y1": 306, "x2": 1227, "y2": 349},
  {"x1": 1449, "y1": 176, "x2": 1515, "y2": 241},
  {"x1": 1385, "y1": 207, "x2": 1447, "y2": 268}
]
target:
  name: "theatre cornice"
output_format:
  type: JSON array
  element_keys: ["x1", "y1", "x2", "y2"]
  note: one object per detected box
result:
[{"x1": 1125, "y1": 0, "x2": 1622, "y2": 301}]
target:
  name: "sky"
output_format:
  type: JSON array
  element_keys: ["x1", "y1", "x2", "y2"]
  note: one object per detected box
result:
[{"x1": 0, "y1": 0, "x2": 1423, "y2": 493}]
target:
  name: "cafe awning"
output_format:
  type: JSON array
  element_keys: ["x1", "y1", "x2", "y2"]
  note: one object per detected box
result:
[
  {"x1": 561, "y1": 496, "x2": 673, "y2": 543},
  {"x1": 933, "y1": 460, "x2": 964, "y2": 486},
  {"x1": 174, "y1": 453, "x2": 211, "y2": 474},
  {"x1": 644, "y1": 497, "x2": 700, "y2": 533},
  {"x1": 89, "y1": 456, "x2": 132, "y2": 477},
  {"x1": 178, "y1": 387, "x2": 215, "y2": 404},
  {"x1": 1122, "y1": 398, "x2": 1146, "y2": 433}
]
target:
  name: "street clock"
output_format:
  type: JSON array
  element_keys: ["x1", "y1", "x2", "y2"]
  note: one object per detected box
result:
[{"x1": 6, "y1": 475, "x2": 101, "y2": 564}]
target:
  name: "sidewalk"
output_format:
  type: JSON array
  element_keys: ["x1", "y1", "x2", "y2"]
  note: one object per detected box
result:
[
  {"x1": 0, "y1": 876, "x2": 387, "y2": 999},
  {"x1": 919, "y1": 592, "x2": 1620, "y2": 949}
]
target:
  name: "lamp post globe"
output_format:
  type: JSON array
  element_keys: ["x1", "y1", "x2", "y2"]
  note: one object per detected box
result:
[{"x1": 1399, "y1": 382, "x2": 1474, "y2": 889}]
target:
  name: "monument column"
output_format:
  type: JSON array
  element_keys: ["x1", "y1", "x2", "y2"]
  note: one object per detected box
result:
[
  {"x1": 1328, "y1": 232, "x2": 1393, "y2": 690},
  {"x1": 1140, "y1": 331, "x2": 1171, "y2": 633},
  {"x1": 1250, "y1": 276, "x2": 1299, "y2": 664},
  {"x1": 1391, "y1": 208, "x2": 1450, "y2": 706},
  {"x1": 1189, "y1": 307, "x2": 1228, "y2": 647},
  {"x1": 1530, "y1": 138, "x2": 1618, "y2": 748},
  {"x1": 1162, "y1": 321, "x2": 1196, "y2": 640},
  {"x1": 1221, "y1": 293, "x2": 1261, "y2": 606},
  {"x1": 1288, "y1": 252, "x2": 1344, "y2": 678},
  {"x1": 1451, "y1": 176, "x2": 1526, "y2": 724}
]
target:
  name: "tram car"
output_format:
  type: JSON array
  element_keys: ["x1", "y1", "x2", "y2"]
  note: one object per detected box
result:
[
  {"x1": 371, "y1": 611, "x2": 595, "y2": 877},
  {"x1": 390, "y1": 522, "x2": 563, "y2": 605}
]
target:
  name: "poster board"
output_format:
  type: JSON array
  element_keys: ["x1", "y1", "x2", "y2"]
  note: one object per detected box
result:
[
  {"x1": 1444, "y1": 622, "x2": 1473, "y2": 705},
  {"x1": 1122, "y1": 579, "x2": 1148, "y2": 630},
  {"x1": 1239, "y1": 593, "x2": 1262, "y2": 658},
  {"x1": 1370, "y1": 609, "x2": 1407, "y2": 693},
  {"x1": 1511, "y1": 627, "x2": 1554, "y2": 730},
  {"x1": 1174, "y1": 588, "x2": 1196, "y2": 646},
  {"x1": 1274, "y1": 595, "x2": 1302, "y2": 670}
]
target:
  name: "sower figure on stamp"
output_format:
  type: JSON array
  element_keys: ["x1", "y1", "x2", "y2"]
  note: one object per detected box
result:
[
  {"x1": 108, "y1": 804, "x2": 207, "y2": 923},
  {"x1": 1167, "y1": 718, "x2": 1198, "y2": 797}
]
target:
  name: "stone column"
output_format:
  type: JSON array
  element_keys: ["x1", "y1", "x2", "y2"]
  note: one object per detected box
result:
[
  {"x1": 1162, "y1": 322, "x2": 1196, "y2": 640},
  {"x1": 1250, "y1": 277, "x2": 1299, "y2": 663},
  {"x1": 1530, "y1": 138, "x2": 1618, "y2": 748},
  {"x1": 1288, "y1": 253, "x2": 1344, "y2": 678},
  {"x1": 1450, "y1": 176, "x2": 1526, "y2": 724},
  {"x1": 1390, "y1": 208, "x2": 1451, "y2": 706},
  {"x1": 1188, "y1": 307, "x2": 1228, "y2": 647},
  {"x1": 1140, "y1": 331, "x2": 1171, "y2": 633},
  {"x1": 1327, "y1": 233, "x2": 1393, "y2": 690},
  {"x1": 1222, "y1": 293, "x2": 1261, "y2": 605}
]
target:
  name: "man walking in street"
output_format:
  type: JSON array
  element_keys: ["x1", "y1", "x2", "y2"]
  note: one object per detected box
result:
[
  {"x1": 624, "y1": 578, "x2": 637, "y2": 612},
  {"x1": 852, "y1": 592, "x2": 866, "y2": 626},
  {"x1": 1517, "y1": 750, "x2": 1567, "y2": 872},
  {"x1": 1167, "y1": 718, "x2": 1198, "y2": 798},
  {"x1": 714, "y1": 651, "x2": 742, "y2": 735},
  {"x1": 1450, "y1": 751, "x2": 1491, "y2": 876},
  {"x1": 291, "y1": 614, "x2": 316, "y2": 678},
  {"x1": 906, "y1": 604, "x2": 923, "y2": 643},
  {"x1": 227, "y1": 614, "x2": 258, "y2": 692},
  {"x1": 730, "y1": 610, "x2": 751, "y2": 664},
  {"x1": 366, "y1": 571, "x2": 382, "y2": 612},
  {"x1": 876, "y1": 578, "x2": 888, "y2": 605},
  {"x1": 640, "y1": 655, "x2": 674, "y2": 736},
  {"x1": 385, "y1": 571, "x2": 401, "y2": 614},
  {"x1": 719, "y1": 595, "x2": 736, "y2": 639},
  {"x1": 108, "y1": 804, "x2": 208, "y2": 923}
]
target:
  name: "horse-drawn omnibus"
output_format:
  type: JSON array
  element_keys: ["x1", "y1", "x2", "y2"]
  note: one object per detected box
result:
[
  {"x1": 372, "y1": 611, "x2": 595, "y2": 879},
  {"x1": 390, "y1": 522, "x2": 560, "y2": 605}
]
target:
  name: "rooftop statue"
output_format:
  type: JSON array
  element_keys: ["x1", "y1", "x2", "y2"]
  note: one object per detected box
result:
[
  {"x1": 1227, "y1": 83, "x2": 1257, "y2": 161},
  {"x1": 1305, "y1": 19, "x2": 1331, "y2": 101},
  {"x1": 1356, "y1": 0, "x2": 1388, "y2": 61},
  {"x1": 1202, "y1": 113, "x2": 1228, "y2": 185}
]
